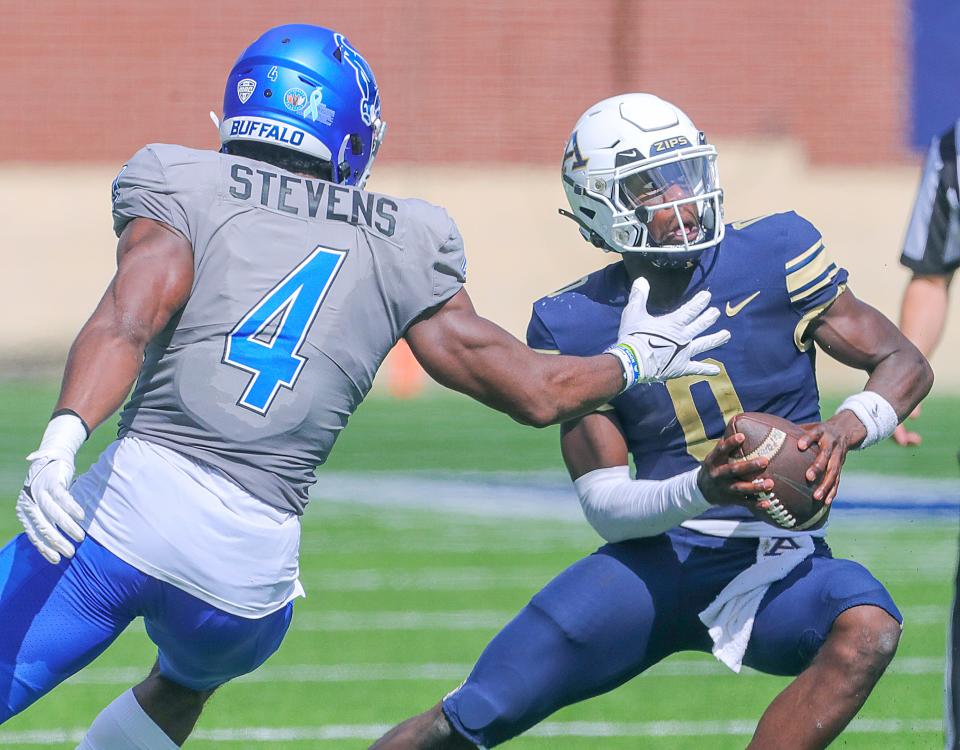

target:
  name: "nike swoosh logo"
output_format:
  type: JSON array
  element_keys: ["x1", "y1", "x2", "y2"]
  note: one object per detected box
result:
[
  {"x1": 725, "y1": 291, "x2": 761, "y2": 317},
  {"x1": 730, "y1": 214, "x2": 771, "y2": 231}
]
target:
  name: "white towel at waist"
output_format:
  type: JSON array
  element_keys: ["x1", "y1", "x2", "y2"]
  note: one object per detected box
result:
[{"x1": 699, "y1": 535, "x2": 815, "y2": 672}]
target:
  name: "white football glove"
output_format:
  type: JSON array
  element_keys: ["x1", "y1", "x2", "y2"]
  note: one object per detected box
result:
[
  {"x1": 16, "y1": 413, "x2": 88, "y2": 564},
  {"x1": 607, "y1": 277, "x2": 730, "y2": 388}
]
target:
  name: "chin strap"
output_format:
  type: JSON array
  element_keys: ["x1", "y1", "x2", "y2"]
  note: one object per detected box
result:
[
  {"x1": 557, "y1": 208, "x2": 700, "y2": 270},
  {"x1": 650, "y1": 255, "x2": 699, "y2": 270},
  {"x1": 558, "y1": 209, "x2": 611, "y2": 250}
]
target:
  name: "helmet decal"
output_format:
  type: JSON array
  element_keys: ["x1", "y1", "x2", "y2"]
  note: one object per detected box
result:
[
  {"x1": 237, "y1": 79, "x2": 256, "y2": 104},
  {"x1": 563, "y1": 132, "x2": 589, "y2": 172},
  {"x1": 283, "y1": 88, "x2": 308, "y2": 113},
  {"x1": 111, "y1": 164, "x2": 128, "y2": 203},
  {"x1": 650, "y1": 135, "x2": 691, "y2": 154},
  {"x1": 614, "y1": 147, "x2": 644, "y2": 167},
  {"x1": 303, "y1": 87, "x2": 336, "y2": 125},
  {"x1": 334, "y1": 32, "x2": 379, "y2": 127}
]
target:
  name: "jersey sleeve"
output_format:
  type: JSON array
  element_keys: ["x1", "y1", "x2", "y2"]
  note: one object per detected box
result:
[
  {"x1": 526, "y1": 305, "x2": 560, "y2": 353},
  {"x1": 434, "y1": 216, "x2": 468, "y2": 300},
  {"x1": 781, "y1": 213, "x2": 849, "y2": 350},
  {"x1": 111, "y1": 146, "x2": 191, "y2": 239},
  {"x1": 395, "y1": 200, "x2": 468, "y2": 329},
  {"x1": 526, "y1": 298, "x2": 615, "y2": 413},
  {"x1": 899, "y1": 126, "x2": 960, "y2": 277}
]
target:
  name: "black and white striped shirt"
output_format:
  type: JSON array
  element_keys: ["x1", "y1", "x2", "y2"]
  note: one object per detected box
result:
[{"x1": 901, "y1": 122, "x2": 960, "y2": 276}]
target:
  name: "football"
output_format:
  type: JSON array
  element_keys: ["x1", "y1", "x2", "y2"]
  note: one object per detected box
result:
[{"x1": 724, "y1": 412, "x2": 830, "y2": 531}]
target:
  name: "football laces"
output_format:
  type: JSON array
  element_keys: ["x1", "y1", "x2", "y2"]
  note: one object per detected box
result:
[{"x1": 758, "y1": 491, "x2": 797, "y2": 529}]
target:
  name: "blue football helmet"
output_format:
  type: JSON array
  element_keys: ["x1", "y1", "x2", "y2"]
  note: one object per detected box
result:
[{"x1": 218, "y1": 24, "x2": 385, "y2": 188}]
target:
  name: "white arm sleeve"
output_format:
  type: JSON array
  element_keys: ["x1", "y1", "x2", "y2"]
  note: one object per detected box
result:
[{"x1": 573, "y1": 465, "x2": 712, "y2": 542}]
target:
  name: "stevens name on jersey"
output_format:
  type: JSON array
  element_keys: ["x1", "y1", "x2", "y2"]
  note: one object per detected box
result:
[{"x1": 228, "y1": 163, "x2": 398, "y2": 236}]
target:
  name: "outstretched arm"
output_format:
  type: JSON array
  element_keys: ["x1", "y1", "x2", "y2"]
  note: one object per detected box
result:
[
  {"x1": 798, "y1": 288, "x2": 933, "y2": 503},
  {"x1": 405, "y1": 289, "x2": 622, "y2": 427},
  {"x1": 17, "y1": 217, "x2": 194, "y2": 564},
  {"x1": 405, "y1": 280, "x2": 729, "y2": 427}
]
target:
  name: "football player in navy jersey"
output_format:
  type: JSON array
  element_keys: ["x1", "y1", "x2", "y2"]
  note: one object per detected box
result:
[{"x1": 371, "y1": 94, "x2": 934, "y2": 750}]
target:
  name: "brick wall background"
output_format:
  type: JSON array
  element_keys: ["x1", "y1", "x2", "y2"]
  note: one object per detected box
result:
[
  {"x1": 2, "y1": 0, "x2": 908, "y2": 166},
  {"x1": 8, "y1": 2, "x2": 950, "y2": 387}
]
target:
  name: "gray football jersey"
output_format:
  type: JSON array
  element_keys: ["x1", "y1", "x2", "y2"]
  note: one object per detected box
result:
[{"x1": 111, "y1": 144, "x2": 466, "y2": 514}]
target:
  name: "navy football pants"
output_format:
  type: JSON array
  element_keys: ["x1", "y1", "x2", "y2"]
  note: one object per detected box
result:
[{"x1": 443, "y1": 531, "x2": 900, "y2": 748}]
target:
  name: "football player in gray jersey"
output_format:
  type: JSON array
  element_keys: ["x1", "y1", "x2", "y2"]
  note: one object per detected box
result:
[{"x1": 1, "y1": 26, "x2": 734, "y2": 750}]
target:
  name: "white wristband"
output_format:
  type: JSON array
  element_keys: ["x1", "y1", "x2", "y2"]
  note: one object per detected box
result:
[
  {"x1": 835, "y1": 391, "x2": 898, "y2": 450},
  {"x1": 26, "y1": 413, "x2": 88, "y2": 463}
]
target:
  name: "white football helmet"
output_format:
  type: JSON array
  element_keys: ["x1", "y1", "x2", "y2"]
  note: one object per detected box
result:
[{"x1": 560, "y1": 93, "x2": 724, "y2": 266}]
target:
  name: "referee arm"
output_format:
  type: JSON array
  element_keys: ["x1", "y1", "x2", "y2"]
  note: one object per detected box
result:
[{"x1": 894, "y1": 122, "x2": 959, "y2": 444}]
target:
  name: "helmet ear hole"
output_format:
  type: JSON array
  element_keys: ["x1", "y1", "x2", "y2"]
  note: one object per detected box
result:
[{"x1": 349, "y1": 134, "x2": 363, "y2": 155}]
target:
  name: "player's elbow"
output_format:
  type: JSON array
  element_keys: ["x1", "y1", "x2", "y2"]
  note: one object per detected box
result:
[
  {"x1": 510, "y1": 371, "x2": 587, "y2": 427},
  {"x1": 78, "y1": 313, "x2": 153, "y2": 355},
  {"x1": 503, "y1": 379, "x2": 565, "y2": 428},
  {"x1": 510, "y1": 400, "x2": 559, "y2": 429},
  {"x1": 576, "y1": 468, "x2": 675, "y2": 542},
  {"x1": 110, "y1": 314, "x2": 162, "y2": 356},
  {"x1": 577, "y1": 492, "x2": 626, "y2": 542},
  {"x1": 909, "y1": 348, "x2": 934, "y2": 402},
  {"x1": 583, "y1": 515, "x2": 636, "y2": 543},
  {"x1": 919, "y1": 354, "x2": 934, "y2": 398},
  {"x1": 580, "y1": 506, "x2": 661, "y2": 543}
]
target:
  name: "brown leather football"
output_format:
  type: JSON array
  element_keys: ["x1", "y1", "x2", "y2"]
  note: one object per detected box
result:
[{"x1": 724, "y1": 412, "x2": 830, "y2": 531}]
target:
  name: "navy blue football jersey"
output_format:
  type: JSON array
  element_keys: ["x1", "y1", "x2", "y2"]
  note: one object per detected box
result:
[{"x1": 527, "y1": 211, "x2": 848, "y2": 524}]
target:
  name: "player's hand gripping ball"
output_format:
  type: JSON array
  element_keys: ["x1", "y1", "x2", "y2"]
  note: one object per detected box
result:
[{"x1": 724, "y1": 412, "x2": 830, "y2": 531}]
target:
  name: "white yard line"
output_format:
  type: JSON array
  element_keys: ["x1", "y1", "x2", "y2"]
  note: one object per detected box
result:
[
  {"x1": 66, "y1": 663, "x2": 471, "y2": 686},
  {"x1": 62, "y1": 656, "x2": 946, "y2": 687},
  {"x1": 0, "y1": 718, "x2": 943, "y2": 745},
  {"x1": 313, "y1": 470, "x2": 960, "y2": 520},
  {"x1": 902, "y1": 604, "x2": 951, "y2": 625}
]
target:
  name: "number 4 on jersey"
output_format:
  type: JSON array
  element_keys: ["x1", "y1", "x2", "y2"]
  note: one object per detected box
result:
[{"x1": 223, "y1": 246, "x2": 347, "y2": 415}]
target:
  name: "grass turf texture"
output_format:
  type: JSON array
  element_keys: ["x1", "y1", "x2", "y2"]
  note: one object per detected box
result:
[{"x1": 0, "y1": 381, "x2": 956, "y2": 748}]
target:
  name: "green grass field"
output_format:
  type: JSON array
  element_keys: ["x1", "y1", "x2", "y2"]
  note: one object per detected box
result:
[{"x1": 0, "y1": 382, "x2": 957, "y2": 749}]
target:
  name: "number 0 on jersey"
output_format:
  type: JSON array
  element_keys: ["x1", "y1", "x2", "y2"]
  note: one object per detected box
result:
[{"x1": 223, "y1": 246, "x2": 347, "y2": 415}]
